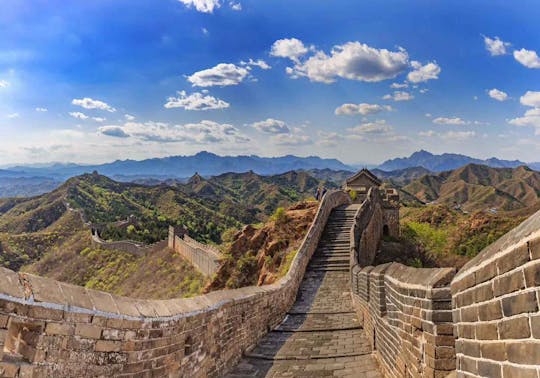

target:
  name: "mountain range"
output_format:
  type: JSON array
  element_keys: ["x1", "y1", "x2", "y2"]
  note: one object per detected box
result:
[
  {"x1": 3, "y1": 151, "x2": 353, "y2": 181},
  {"x1": 378, "y1": 150, "x2": 540, "y2": 172}
]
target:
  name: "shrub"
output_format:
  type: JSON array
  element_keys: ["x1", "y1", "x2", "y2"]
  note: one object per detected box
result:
[
  {"x1": 271, "y1": 207, "x2": 288, "y2": 224},
  {"x1": 349, "y1": 190, "x2": 357, "y2": 201}
]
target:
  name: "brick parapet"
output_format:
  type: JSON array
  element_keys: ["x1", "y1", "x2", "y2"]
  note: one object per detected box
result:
[
  {"x1": 0, "y1": 190, "x2": 351, "y2": 377},
  {"x1": 352, "y1": 261, "x2": 456, "y2": 377},
  {"x1": 451, "y1": 209, "x2": 540, "y2": 377}
]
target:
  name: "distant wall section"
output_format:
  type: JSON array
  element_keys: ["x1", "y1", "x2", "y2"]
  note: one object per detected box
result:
[{"x1": 168, "y1": 228, "x2": 222, "y2": 276}]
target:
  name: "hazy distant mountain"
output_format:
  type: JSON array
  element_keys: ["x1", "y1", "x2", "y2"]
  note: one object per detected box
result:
[
  {"x1": 403, "y1": 163, "x2": 540, "y2": 211},
  {"x1": 378, "y1": 150, "x2": 529, "y2": 172},
  {"x1": 7, "y1": 151, "x2": 353, "y2": 180}
]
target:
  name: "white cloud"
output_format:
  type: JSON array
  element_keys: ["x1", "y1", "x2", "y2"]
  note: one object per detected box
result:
[
  {"x1": 7, "y1": 113, "x2": 19, "y2": 119},
  {"x1": 407, "y1": 61, "x2": 441, "y2": 83},
  {"x1": 178, "y1": 0, "x2": 220, "y2": 13},
  {"x1": 508, "y1": 92, "x2": 540, "y2": 134},
  {"x1": 444, "y1": 131, "x2": 476, "y2": 140},
  {"x1": 187, "y1": 63, "x2": 249, "y2": 87},
  {"x1": 270, "y1": 38, "x2": 309, "y2": 63},
  {"x1": 520, "y1": 91, "x2": 540, "y2": 108},
  {"x1": 272, "y1": 133, "x2": 311, "y2": 146},
  {"x1": 433, "y1": 117, "x2": 466, "y2": 125},
  {"x1": 282, "y1": 40, "x2": 409, "y2": 83},
  {"x1": 419, "y1": 88, "x2": 429, "y2": 94},
  {"x1": 72, "y1": 97, "x2": 116, "y2": 112},
  {"x1": 98, "y1": 126, "x2": 129, "y2": 138},
  {"x1": 92, "y1": 117, "x2": 106, "y2": 122},
  {"x1": 347, "y1": 120, "x2": 392, "y2": 135},
  {"x1": 35, "y1": 107, "x2": 48, "y2": 112},
  {"x1": 69, "y1": 112, "x2": 89, "y2": 120},
  {"x1": 513, "y1": 48, "x2": 540, "y2": 69},
  {"x1": 98, "y1": 120, "x2": 249, "y2": 144},
  {"x1": 251, "y1": 118, "x2": 290, "y2": 134},
  {"x1": 164, "y1": 90, "x2": 230, "y2": 111},
  {"x1": 0, "y1": 80, "x2": 9, "y2": 88},
  {"x1": 240, "y1": 59, "x2": 271, "y2": 70},
  {"x1": 419, "y1": 130, "x2": 436, "y2": 137},
  {"x1": 202, "y1": 27, "x2": 209, "y2": 35},
  {"x1": 425, "y1": 113, "x2": 432, "y2": 118},
  {"x1": 125, "y1": 114, "x2": 135, "y2": 121},
  {"x1": 335, "y1": 103, "x2": 393, "y2": 116},
  {"x1": 488, "y1": 88, "x2": 508, "y2": 101},
  {"x1": 483, "y1": 36, "x2": 511, "y2": 56},
  {"x1": 390, "y1": 82, "x2": 408, "y2": 89},
  {"x1": 317, "y1": 131, "x2": 343, "y2": 146},
  {"x1": 229, "y1": 2, "x2": 241, "y2": 10},
  {"x1": 383, "y1": 91, "x2": 414, "y2": 101}
]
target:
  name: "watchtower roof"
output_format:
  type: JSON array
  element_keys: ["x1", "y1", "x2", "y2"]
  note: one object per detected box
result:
[{"x1": 345, "y1": 168, "x2": 382, "y2": 187}]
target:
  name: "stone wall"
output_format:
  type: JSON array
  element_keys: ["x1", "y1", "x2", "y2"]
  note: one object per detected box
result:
[
  {"x1": 451, "y1": 209, "x2": 540, "y2": 377},
  {"x1": 0, "y1": 190, "x2": 350, "y2": 378},
  {"x1": 351, "y1": 264, "x2": 456, "y2": 378},
  {"x1": 91, "y1": 232, "x2": 167, "y2": 256},
  {"x1": 169, "y1": 233, "x2": 222, "y2": 277},
  {"x1": 350, "y1": 187, "x2": 456, "y2": 377},
  {"x1": 350, "y1": 187, "x2": 384, "y2": 267}
]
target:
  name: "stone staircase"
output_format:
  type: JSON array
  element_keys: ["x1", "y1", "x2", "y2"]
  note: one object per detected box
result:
[{"x1": 225, "y1": 205, "x2": 381, "y2": 378}]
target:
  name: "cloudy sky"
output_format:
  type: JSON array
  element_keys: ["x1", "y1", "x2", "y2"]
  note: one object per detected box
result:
[{"x1": 1, "y1": 0, "x2": 540, "y2": 165}]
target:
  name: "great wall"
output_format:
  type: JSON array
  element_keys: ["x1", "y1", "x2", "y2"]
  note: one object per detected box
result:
[{"x1": 1, "y1": 169, "x2": 539, "y2": 377}]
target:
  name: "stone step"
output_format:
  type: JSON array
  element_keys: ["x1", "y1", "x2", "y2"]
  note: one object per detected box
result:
[
  {"x1": 275, "y1": 312, "x2": 361, "y2": 332},
  {"x1": 244, "y1": 329, "x2": 371, "y2": 360}
]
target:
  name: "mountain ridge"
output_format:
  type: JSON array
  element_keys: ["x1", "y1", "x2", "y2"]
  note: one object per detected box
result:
[{"x1": 378, "y1": 150, "x2": 538, "y2": 172}]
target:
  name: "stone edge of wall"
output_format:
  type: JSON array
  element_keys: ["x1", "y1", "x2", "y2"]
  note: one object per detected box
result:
[{"x1": 0, "y1": 190, "x2": 351, "y2": 322}]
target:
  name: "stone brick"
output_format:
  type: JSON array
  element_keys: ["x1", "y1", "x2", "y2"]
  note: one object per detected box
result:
[
  {"x1": 497, "y1": 244, "x2": 530, "y2": 275},
  {"x1": 475, "y1": 263, "x2": 497, "y2": 285},
  {"x1": 477, "y1": 300, "x2": 502, "y2": 321},
  {"x1": 475, "y1": 323, "x2": 498, "y2": 340},
  {"x1": 474, "y1": 283, "x2": 494, "y2": 302},
  {"x1": 480, "y1": 342, "x2": 506, "y2": 361},
  {"x1": 498, "y1": 316, "x2": 531, "y2": 339},
  {"x1": 75, "y1": 323, "x2": 102, "y2": 339},
  {"x1": 531, "y1": 315, "x2": 540, "y2": 338},
  {"x1": 95, "y1": 340, "x2": 122, "y2": 352},
  {"x1": 506, "y1": 342, "x2": 540, "y2": 364},
  {"x1": 502, "y1": 364, "x2": 538, "y2": 378},
  {"x1": 493, "y1": 270, "x2": 525, "y2": 296},
  {"x1": 477, "y1": 360, "x2": 501, "y2": 378},
  {"x1": 523, "y1": 261, "x2": 540, "y2": 288},
  {"x1": 530, "y1": 237, "x2": 540, "y2": 260},
  {"x1": 501, "y1": 290, "x2": 538, "y2": 316},
  {"x1": 460, "y1": 306, "x2": 478, "y2": 322},
  {"x1": 45, "y1": 322, "x2": 74, "y2": 336}
]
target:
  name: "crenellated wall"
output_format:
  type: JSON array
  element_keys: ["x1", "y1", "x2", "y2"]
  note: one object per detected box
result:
[
  {"x1": 350, "y1": 186, "x2": 456, "y2": 378},
  {"x1": 0, "y1": 190, "x2": 351, "y2": 378},
  {"x1": 451, "y1": 209, "x2": 540, "y2": 377}
]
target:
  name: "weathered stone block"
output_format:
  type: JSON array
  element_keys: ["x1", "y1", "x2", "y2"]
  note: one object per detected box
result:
[
  {"x1": 501, "y1": 290, "x2": 538, "y2": 316},
  {"x1": 477, "y1": 300, "x2": 502, "y2": 321},
  {"x1": 95, "y1": 340, "x2": 123, "y2": 352},
  {"x1": 506, "y1": 342, "x2": 540, "y2": 364},
  {"x1": 498, "y1": 316, "x2": 531, "y2": 339},
  {"x1": 477, "y1": 360, "x2": 502, "y2": 378},
  {"x1": 45, "y1": 322, "x2": 74, "y2": 336},
  {"x1": 523, "y1": 261, "x2": 540, "y2": 288},
  {"x1": 497, "y1": 244, "x2": 530, "y2": 275},
  {"x1": 0, "y1": 362, "x2": 19, "y2": 378},
  {"x1": 502, "y1": 364, "x2": 538, "y2": 378},
  {"x1": 494, "y1": 270, "x2": 525, "y2": 296},
  {"x1": 480, "y1": 342, "x2": 506, "y2": 361},
  {"x1": 75, "y1": 323, "x2": 102, "y2": 339},
  {"x1": 475, "y1": 323, "x2": 498, "y2": 340}
]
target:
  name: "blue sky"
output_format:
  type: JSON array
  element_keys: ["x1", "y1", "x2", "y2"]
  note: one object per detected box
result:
[{"x1": 1, "y1": 0, "x2": 540, "y2": 165}]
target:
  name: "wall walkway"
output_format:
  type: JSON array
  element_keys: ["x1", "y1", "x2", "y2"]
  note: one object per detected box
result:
[{"x1": 0, "y1": 191, "x2": 350, "y2": 377}]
